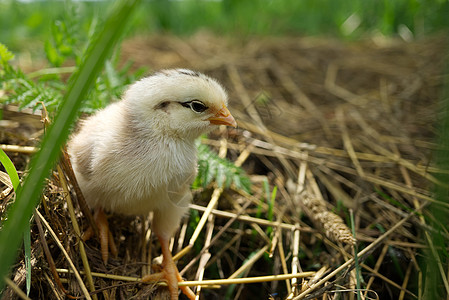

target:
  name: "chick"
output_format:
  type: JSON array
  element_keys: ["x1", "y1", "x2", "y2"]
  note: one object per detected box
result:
[{"x1": 68, "y1": 69, "x2": 236, "y2": 299}]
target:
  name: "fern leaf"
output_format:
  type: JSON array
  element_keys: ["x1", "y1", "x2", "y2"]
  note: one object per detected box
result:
[{"x1": 195, "y1": 141, "x2": 251, "y2": 193}]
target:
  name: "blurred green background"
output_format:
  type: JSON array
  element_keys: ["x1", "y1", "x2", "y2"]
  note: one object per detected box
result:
[{"x1": 1, "y1": 0, "x2": 449, "y2": 53}]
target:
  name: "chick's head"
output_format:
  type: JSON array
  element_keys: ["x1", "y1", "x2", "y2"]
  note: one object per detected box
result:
[{"x1": 123, "y1": 69, "x2": 236, "y2": 140}]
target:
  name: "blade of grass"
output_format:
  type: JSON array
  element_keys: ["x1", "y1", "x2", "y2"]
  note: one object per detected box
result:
[
  {"x1": 266, "y1": 185, "x2": 277, "y2": 237},
  {"x1": 0, "y1": 149, "x2": 30, "y2": 296},
  {"x1": 425, "y1": 45, "x2": 449, "y2": 298},
  {"x1": 350, "y1": 209, "x2": 361, "y2": 300},
  {"x1": 0, "y1": 149, "x2": 19, "y2": 189},
  {"x1": 23, "y1": 229, "x2": 31, "y2": 297},
  {"x1": 0, "y1": 0, "x2": 141, "y2": 290}
]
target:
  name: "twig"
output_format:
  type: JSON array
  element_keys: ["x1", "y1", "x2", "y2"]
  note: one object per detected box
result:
[
  {"x1": 336, "y1": 106, "x2": 365, "y2": 178},
  {"x1": 3, "y1": 277, "x2": 31, "y2": 300},
  {"x1": 277, "y1": 226, "x2": 292, "y2": 294},
  {"x1": 189, "y1": 203, "x2": 312, "y2": 232},
  {"x1": 399, "y1": 260, "x2": 413, "y2": 300},
  {"x1": 193, "y1": 134, "x2": 230, "y2": 299},
  {"x1": 56, "y1": 164, "x2": 97, "y2": 300},
  {"x1": 226, "y1": 63, "x2": 297, "y2": 179},
  {"x1": 180, "y1": 197, "x2": 253, "y2": 276},
  {"x1": 34, "y1": 210, "x2": 74, "y2": 299},
  {"x1": 0, "y1": 144, "x2": 37, "y2": 154},
  {"x1": 272, "y1": 62, "x2": 331, "y2": 137},
  {"x1": 293, "y1": 205, "x2": 422, "y2": 299},
  {"x1": 43, "y1": 272, "x2": 64, "y2": 300},
  {"x1": 34, "y1": 209, "x2": 92, "y2": 300},
  {"x1": 60, "y1": 148, "x2": 98, "y2": 239},
  {"x1": 188, "y1": 187, "x2": 223, "y2": 250},
  {"x1": 175, "y1": 140, "x2": 252, "y2": 262},
  {"x1": 363, "y1": 244, "x2": 388, "y2": 298},
  {"x1": 229, "y1": 245, "x2": 270, "y2": 279},
  {"x1": 56, "y1": 268, "x2": 315, "y2": 286}
]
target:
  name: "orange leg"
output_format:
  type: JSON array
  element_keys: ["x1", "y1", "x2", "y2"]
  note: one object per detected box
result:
[
  {"x1": 142, "y1": 235, "x2": 195, "y2": 300},
  {"x1": 82, "y1": 208, "x2": 117, "y2": 264}
]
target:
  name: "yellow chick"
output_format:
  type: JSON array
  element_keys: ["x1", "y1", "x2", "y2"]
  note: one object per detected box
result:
[{"x1": 68, "y1": 69, "x2": 236, "y2": 299}]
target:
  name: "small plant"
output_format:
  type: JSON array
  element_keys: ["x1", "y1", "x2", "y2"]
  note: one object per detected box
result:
[{"x1": 194, "y1": 141, "x2": 251, "y2": 193}]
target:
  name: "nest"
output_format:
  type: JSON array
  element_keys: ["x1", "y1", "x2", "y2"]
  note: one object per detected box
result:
[{"x1": 1, "y1": 33, "x2": 447, "y2": 299}]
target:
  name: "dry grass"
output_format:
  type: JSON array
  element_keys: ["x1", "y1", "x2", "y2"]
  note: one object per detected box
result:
[{"x1": 1, "y1": 33, "x2": 447, "y2": 299}]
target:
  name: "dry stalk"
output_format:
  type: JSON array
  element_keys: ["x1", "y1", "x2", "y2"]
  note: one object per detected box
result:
[
  {"x1": 271, "y1": 62, "x2": 331, "y2": 136},
  {"x1": 232, "y1": 200, "x2": 271, "y2": 244},
  {"x1": 192, "y1": 134, "x2": 228, "y2": 299},
  {"x1": 226, "y1": 63, "x2": 297, "y2": 178},
  {"x1": 190, "y1": 203, "x2": 312, "y2": 232},
  {"x1": 204, "y1": 232, "x2": 244, "y2": 271},
  {"x1": 59, "y1": 148, "x2": 99, "y2": 239},
  {"x1": 175, "y1": 187, "x2": 223, "y2": 261},
  {"x1": 3, "y1": 277, "x2": 31, "y2": 300},
  {"x1": 336, "y1": 105, "x2": 365, "y2": 178},
  {"x1": 277, "y1": 228, "x2": 292, "y2": 294},
  {"x1": 364, "y1": 244, "x2": 389, "y2": 298},
  {"x1": 43, "y1": 272, "x2": 64, "y2": 300},
  {"x1": 399, "y1": 260, "x2": 414, "y2": 300},
  {"x1": 325, "y1": 63, "x2": 369, "y2": 106},
  {"x1": 181, "y1": 194, "x2": 253, "y2": 275},
  {"x1": 293, "y1": 205, "x2": 422, "y2": 300},
  {"x1": 228, "y1": 244, "x2": 270, "y2": 279},
  {"x1": 56, "y1": 164, "x2": 97, "y2": 300},
  {"x1": 56, "y1": 268, "x2": 315, "y2": 286},
  {"x1": 360, "y1": 263, "x2": 416, "y2": 298},
  {"x1": 34, "y1": 209, "x2": 73, "y2": 299},
  {"x1": 193, "y1": 214, "x2": 214, "y2": 299},
  {"x1": 34, "y1": 209, "x2": 92, "y2": 300},
  {"x1": 0, "y1": 144, "x2": 37, "y2": 154}
]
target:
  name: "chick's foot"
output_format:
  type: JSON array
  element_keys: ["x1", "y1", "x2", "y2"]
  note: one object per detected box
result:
[
  {"x1": 142, "y1": 236, "x2": 195, "y2": 300},
  {"x1": 82, "y1": 208, "x2": 118, "y2": 264}
]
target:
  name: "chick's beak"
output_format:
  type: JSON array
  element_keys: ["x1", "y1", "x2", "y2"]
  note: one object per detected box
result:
[{"x1": 208, "y1": 105, "x2": 237, "y2": 127}]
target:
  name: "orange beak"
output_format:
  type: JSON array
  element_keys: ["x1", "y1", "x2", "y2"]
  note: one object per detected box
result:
[{"x1": 208, "y1": 105, "x2": 237, "y2": 127}]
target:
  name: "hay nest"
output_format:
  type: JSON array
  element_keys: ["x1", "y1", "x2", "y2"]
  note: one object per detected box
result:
[{"x1": 1, "y1": 33, "x2": 447, "y2": 299}]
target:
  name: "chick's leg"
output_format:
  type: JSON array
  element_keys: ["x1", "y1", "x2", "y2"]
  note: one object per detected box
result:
[
  {"x1": 82, "y1": 208, "x2": 117, "y2": 264},
  {"x1": 144, "y1": 193, "x2": 195, "y2": 299},
  {"x1": 142, "y1": 235, "x2": 195, "y2": 300},
  {"x1": 159, "y1": 235, "x2": 196, "y2": 300}
]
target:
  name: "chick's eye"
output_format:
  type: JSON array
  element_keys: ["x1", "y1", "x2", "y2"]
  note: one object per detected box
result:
[
  {"x1": 190, "y1": 101, "x2": 208, "y2": 113},
  {"x1": 181, "y1": 100, "x2": 208, "y2": 113}
]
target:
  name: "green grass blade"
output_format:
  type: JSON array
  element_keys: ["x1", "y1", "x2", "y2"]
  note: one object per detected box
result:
[
  {"x1": 266, "y1": 185, "x2": 277, "y2": 236},
  {"x1": 23, "y1": 228, "x2": 31, "y2": 296},
  {"x1": 0, "y1": 150, "x2": 30, "y2": 295},
  {"x1": 424, "y1": 42, "x2": 449, "y2": 299},
  {"x1": 0, "y1": 150, "x2": 19, "y2": 190},
  {"x1": 350, "y1": 209, "x2": 361, "y2": 300},
  {"x1": 0, "y1": 0, "x2": 141, "y2": 291}
]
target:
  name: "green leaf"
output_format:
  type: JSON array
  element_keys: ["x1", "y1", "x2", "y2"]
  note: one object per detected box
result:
[
  {"x1": 195, "y1": 141, "x2": 251, "y2": 193},
  {"x1": 0, "y1": 150, "x2": 30, "y2": 296},
  {"x1": 44, "y1": 40, "x2": 64, "y2": 67},
  {"x1": 0, "y1": 149, "x2": 20, "y2": 190},
  {"x1": 0, "y1": 0, "x2": 142, "y2": 290},
  {"x1": 23, "y1": 228, "x2": 31, "y2": 296},
  {"x1": 0, "y1": 43, "x2": 15, "y2": 64}
]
